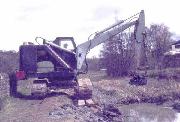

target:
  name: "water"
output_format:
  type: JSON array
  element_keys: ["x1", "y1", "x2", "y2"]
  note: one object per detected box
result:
[
  {"x1": 175, "y1": 113, "x2": 180, "y2": 122},
  {"x1": 119, "y1": 103, "x2": 180, "y2": 122}
]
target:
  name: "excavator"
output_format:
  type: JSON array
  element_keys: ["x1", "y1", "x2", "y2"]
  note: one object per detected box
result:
[{"x1": 9, "y1": 10, "x2": 145, "y2": 106}]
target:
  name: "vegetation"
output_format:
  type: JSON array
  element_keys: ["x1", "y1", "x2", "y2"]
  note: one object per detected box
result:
[
  {"x1": 100, "y1": 24, "x2": 175, "y2": 76},
  {"x1": 145, "y1": 24, "x2": 173, "y2": 69},
  {"x1": 100, "y1": 33, "x2": 134, "y2": 76},
  {"x1": 0, "y1": 50, "x2": 18, "y2": 73}
]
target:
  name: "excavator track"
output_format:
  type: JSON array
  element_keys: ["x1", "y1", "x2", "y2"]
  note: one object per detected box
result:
[
  {"x1": 31, "y1": 78, "x2": 48, "y2": 97},
  {"x1": 31, "y1": 78, "x2": 95, "y2": 106}
]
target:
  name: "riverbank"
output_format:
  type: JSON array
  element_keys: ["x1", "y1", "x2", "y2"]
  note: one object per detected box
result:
[{"x1": 0, "y1": 71, "x2": 180, "y2": 122}]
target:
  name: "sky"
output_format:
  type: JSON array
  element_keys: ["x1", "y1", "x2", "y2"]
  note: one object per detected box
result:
[{"x1": 0, "y1": 0, "x2": 180, "y2": 57}]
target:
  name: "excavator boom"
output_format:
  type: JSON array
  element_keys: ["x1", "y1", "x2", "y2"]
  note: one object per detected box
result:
[{"x1": 76, "y1": 10, "x2": 145, "y2": 71}]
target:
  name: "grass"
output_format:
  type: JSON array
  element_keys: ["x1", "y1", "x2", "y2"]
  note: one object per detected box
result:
[{"x1": 145, "y1": 68, "x2": 180, "y2": 79}]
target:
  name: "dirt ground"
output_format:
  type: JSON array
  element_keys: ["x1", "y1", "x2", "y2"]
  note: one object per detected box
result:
[{"x1": 0, "y1": 71, "x2": 180, "y2": 122}]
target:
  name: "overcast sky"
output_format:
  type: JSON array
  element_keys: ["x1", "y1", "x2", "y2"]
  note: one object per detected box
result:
[{"x1": 0, "y1": 0, "x2": 180, "y2": 56}]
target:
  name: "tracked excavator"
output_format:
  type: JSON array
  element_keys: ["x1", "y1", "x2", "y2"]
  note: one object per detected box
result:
[{"x1": 9, "y1": 10, "x2": 145, "y2": 106}]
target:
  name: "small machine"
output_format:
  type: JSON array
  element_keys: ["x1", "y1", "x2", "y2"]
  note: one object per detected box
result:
[{"x1": 163, "y1": 40, "x2": 180, "y2": 68}]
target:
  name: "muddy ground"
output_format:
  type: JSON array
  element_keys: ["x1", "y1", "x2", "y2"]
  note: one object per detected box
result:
[{"x1": 0, "y1": 71, "x2": 180, "y2": 122}]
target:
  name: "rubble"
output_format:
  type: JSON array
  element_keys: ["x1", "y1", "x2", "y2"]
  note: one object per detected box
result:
[
  {"x1": 49, "y1": 104, "x2": 101, "y2": 121},
  {"x1": 49, "y1": 104, "x2": 122, "y2": 122}
]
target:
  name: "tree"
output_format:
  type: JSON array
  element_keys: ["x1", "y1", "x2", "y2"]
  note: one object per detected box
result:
[
  {"x1": 146, "y1": 24, "x2": 173, "y2": 69},
  {"x1": 100, "y1": 33, "x2": 134, "y2": 76},
  {"x1": 100, "y1": 24, "x2": 174, "y2": 77}
]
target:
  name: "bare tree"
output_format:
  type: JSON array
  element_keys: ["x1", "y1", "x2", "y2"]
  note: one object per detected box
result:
[
  {"x1": 100, "y1": 33, "x2": 134, "y2": 76},
  {"x1": 146, "y1": 24, "x2": 173, "y2": 69}
]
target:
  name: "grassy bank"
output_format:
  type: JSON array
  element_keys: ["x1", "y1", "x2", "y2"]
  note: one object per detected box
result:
[{"x1": 80, "y1": 71, "x2": 180, "y2": 106}]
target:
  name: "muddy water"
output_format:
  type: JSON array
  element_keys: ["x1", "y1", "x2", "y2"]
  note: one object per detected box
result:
[{"x1": 118, "y1": 103, "x2": 180, "y2": 122}]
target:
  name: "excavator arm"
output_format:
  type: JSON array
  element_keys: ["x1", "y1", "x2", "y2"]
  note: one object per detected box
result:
[{"x1": 76, "y1": 10, "x2": 145, "y2": 71}]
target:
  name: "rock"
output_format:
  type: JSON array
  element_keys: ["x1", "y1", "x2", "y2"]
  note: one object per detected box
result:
[
  {"x1": 103, "y1": 104, "x2": 121, "y2": 117},
  {"x1": 172, "y1": 103, "x2": 180, "y2": 112},
  {"x1": 85, "y1": 99, "x2": 95, "y2": 106},
  {"x1": 129, "y1": 75, "x2": 147, "y2": 85},
  {"x1": 95, "y1": 104, "x2": 122, "y2": 121}
]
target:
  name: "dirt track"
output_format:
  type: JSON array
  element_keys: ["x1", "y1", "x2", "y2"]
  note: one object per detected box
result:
[{"x1": 0, "y1": 72, "x2": 180, "y2": 122}]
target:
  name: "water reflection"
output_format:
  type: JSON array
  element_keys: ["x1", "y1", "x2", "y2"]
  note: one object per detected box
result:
[
  {"x1": 119, "y1": 103, "x2": 179, "y2": 122},
  {"x1": 174, "y1": 113, "x2": 180, "y2": 122}
]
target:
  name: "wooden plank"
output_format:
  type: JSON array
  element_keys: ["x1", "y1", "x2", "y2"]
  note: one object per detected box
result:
[
  {"x1": 78, "y1": 100, "x2": 86, "y2": 106},
  {"x1": 85, "y1": 99, "x2": 95, "y2": 105}
]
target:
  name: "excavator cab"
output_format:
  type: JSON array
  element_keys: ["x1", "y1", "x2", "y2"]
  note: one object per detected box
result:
[{"x1": 53, "y1": 37, "x2": 76, "y2": 51}]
